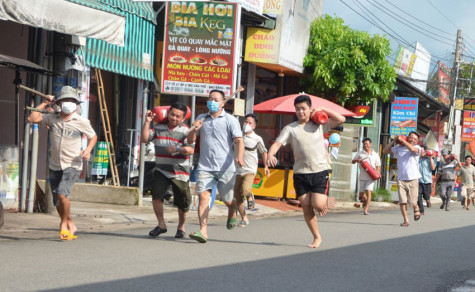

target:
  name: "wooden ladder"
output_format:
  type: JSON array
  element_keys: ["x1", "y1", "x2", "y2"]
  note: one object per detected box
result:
[{"x1": 95, "y1": 68, "x2": 120, "y2": 186}]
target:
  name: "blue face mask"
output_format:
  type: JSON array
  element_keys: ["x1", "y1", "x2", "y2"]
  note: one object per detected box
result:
[{"x1": 207, "y1": 100, "x2": 220, "y2": 113}]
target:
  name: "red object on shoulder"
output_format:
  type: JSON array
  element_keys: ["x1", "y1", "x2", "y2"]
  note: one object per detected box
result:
[
  {"x1": 311, "y1": 111, "x2": 328, "y2": 124},
  {"x1": 152, "y1": 106, "x2": 191, "y2": 123}
]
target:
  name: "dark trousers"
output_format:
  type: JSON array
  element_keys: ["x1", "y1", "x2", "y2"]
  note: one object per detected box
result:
[{"x1": 418, "y1": 183, "x2": 432, "y2": 213}]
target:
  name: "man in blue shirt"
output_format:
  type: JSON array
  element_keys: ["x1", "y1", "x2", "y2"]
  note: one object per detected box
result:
[
  {"x1": 418, "y1": 145, "x2": 436, "y2": 215},
  {"x1": 187, "y1": 89, "x2": 244, "y2": 243}
]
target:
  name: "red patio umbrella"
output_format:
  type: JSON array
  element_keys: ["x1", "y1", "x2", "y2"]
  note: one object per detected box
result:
[{"x1": 253, "y1": 94, "x2": 356, "y2": 117}]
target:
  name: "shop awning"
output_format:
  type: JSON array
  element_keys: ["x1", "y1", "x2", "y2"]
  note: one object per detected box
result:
[
  {"x1": 81, "y1": 0, "x2": 156, "y2": 81},
  {"x1": 0, "y1": 0, "x2": 126, "y2": 46}
]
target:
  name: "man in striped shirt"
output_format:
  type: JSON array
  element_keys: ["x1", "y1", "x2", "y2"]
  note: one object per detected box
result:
[{"x1": 141, "y1": 102, "x2": 194, "y2": 239}]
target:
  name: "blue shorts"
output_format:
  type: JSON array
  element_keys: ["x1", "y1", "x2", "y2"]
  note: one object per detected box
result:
[{"x1": 196, "y1": 170, "x2": 236, "y2": 203}]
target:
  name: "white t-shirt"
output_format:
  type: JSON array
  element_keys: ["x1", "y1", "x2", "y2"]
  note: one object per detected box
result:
[
  {"x1": 354, "y1": 149, "x2": 381, "y2": 181},
  {"x1": 276, "y1": 121, "x2": 331, "y2": 174},
  {"x1": 391, "y1": 145, "x2": 422, "y2": 181},
  {"x1": 236, "y1": 132, "x2": 267, "y2": 175}
]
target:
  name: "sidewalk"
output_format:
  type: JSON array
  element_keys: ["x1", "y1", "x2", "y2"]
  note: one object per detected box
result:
[{"x1": 0, "y1": 197, "x2": 400, "y2": 241}]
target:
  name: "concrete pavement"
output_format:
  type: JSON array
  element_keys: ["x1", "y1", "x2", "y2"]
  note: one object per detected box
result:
[{"x1": 0, "y1": 196, "x2": 401, "y2": 241}]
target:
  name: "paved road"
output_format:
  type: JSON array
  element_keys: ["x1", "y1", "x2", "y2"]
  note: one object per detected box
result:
[{"x1": 1, "y1": 205, "x2": 475, "y2": 291}]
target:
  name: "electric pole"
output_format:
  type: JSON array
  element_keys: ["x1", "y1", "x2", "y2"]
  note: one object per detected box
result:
[{"x1": 446, "y1": 29, "x2": 462, "y2": 151}]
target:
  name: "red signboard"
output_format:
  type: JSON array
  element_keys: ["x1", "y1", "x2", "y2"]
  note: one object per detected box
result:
[
  {"x1": 161, "y1": 2, "x2": 239, "y2": 97},
  {"x1": 438, "y1": 61, "x2": 450, "y2": 106},
  {"x1": 462, "y1": 111, "x2": 475, "y2": 142}
]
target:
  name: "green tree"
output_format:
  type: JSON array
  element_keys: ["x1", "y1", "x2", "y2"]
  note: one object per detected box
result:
[{"x1": 303, "y1": 15, "x2": 396, "y2": 104}]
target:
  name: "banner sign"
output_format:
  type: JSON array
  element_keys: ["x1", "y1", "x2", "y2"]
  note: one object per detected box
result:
[
  {"x1": 263, "y1": 0, "x2": 283, "y2": 14},
  {"x1": 462, "y1": 111, "x2": 475, "y2": 142},
  {"x1": 0, "y1": 146, "x2": 19, "y2": 202},
  {"x1": 344, "y1": 100, "x2": 376, "y2": 127},
  {"x1": 233, "y1": 0, "x2": 264, "y2": 15},
  {"x1": 394, "y1": 45, "x2": 417, "y2": 77},
  {"x1": 463, "y1": 98, "x2": 475, "y2": 111},
  {"x1": 161, "y1": 2, "x2": 239, "y2": 97},
  {"x1": 390, "y1": 97, "x2": 419, "y2": 136},
  {"x1": 92, "y1": 142, "x2": 109, "y2": 176},
  {"x1": 438, "y1": 61, "x2": 451, "y2": 106},
  {"x1": 244, "y1": 28, "x2": 280, "y2": 63}
]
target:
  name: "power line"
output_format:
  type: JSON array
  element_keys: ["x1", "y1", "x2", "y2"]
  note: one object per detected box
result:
[
  {"x1": 382, "y1": 0, "x2": 454, "y2": 37},
  {"x1": 340, "y1": 0, "x2": 453, "y2": 65},
  {"x1": 364, "y1": 0, "x2": 454, "y2": 46},
  {"x1": 425, "y1": 0, "x2": 458, "y2": 30},
  {"x1": 372, "y1": 0, "x2": 455, "y2": 42},
  {"x1": 353, "y1": 0, "x2": 411, "y2": 48}
]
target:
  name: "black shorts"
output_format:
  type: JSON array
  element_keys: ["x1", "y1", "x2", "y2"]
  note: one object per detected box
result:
[
  {"x1": 151, "y1": 170, "x2": 191, "y2": 212},
  {"x1": 293, "y1": 170, "x2": 330, "y2": 197}
]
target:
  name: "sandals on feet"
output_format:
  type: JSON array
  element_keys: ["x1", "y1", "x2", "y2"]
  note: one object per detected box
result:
[
  {"x1": 238, "y1": 220, "x2": 249, "y2": 227},
  {"x1": 400, "y1": 222, "x2": 409, "y2": 227},
  {"x1": 149, "y1": 226, "x2": 167, "y2": 237},
  {"x1": 247, "y1": 194, "x2": 256, "y2": 210},
  {"x1": 189, "y1": 231, "x2": 207, "y2": 243},
  {"x1": 414, "y1": 210, "x2": 421, "y2": 221},
  {"x1": 175, "y1": 230, "x2": 186, "y2": 238},
  {"x1": 226, "y1": 217, "x2": 238, "y2": 230}
]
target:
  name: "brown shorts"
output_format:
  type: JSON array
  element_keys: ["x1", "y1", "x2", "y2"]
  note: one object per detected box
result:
[
  {"x1": 397, "y1": 179, "x2": 418, "y2": 206},
  {"x1": 233, "y1": 173, "x2": 255, "y2": 204}
]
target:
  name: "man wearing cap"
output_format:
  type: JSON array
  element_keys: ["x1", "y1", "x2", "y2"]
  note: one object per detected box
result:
[
  {"x1": 383, "y1": 132, "x2": 422, "y2": 227},
  {"x1": 28, "y1": 86, "x2": 97, "y2": 240},
  {"x1": 437, "y1": 149, "x2": 458, "y2": 211}
]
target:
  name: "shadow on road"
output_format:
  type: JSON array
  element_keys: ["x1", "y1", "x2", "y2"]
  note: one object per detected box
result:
[{"x1": 42, "y1": 224, "x2": 475, "y2": 292}]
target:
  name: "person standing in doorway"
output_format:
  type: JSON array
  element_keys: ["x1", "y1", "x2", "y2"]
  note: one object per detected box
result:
[
  {"x1": 28, "y1": 86, "x2": 97, "y2": 240},
  {"x1": 383, "y1": 132, "x2": 422, "y2": 227},
  {"x1": 141, "y1": 102, "x2": 194, "y2": 239},
  {"x1": 234, "y1": 113, "x2": 269, "y2": 227},
  {"x1": 418, "y1": 145, "x2": 436, "y2": 215},
  {"x1": 266, "y1": 95, "x2": 345, "y2": 248},
  {"x1": 352, "y1": 138, "x2": 381, "y2": 215}
]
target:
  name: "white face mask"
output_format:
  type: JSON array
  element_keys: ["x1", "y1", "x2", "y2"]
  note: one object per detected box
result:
[
  {"x1": 61, "y1": 102, "x2": 77, "y2": 114},
  {"x1": 243, "y1": 124, "x2": 253, "y2": 133}
]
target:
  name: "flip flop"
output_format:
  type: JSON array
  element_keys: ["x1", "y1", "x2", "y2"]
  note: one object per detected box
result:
[
  {"x1": 414, "y1": 210, "x2": 421, "y2": 221},
  {"x1": 175, "y1": 230, "x2": 186, "y2": 239},
  {"x1": 149, "y1": 226, "x2": 167, "y2": 237},
  {"x1": 189, "y1": 231, "x2": 207, "y2": 243},
  {"x1": 68, "y1": 231, "x2": 78, "y2": 240},
  {"x1": 238, "y1": 220, "x2": 249, "y2": 227},
  {"x1": 400, "y1": 222, "x2": 409, "y2": 227},
  {"x1": 247, "y1": 194, "x2": 256, "y2": 210},
  {"x1": 227, "y1": 217, "x2": 238, "y2": 230},
  {"x1": 60, "y1": 230, "x2": 69, "y2": 240}
]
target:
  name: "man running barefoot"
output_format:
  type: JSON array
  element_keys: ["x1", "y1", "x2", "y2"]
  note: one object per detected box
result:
[{"x1": 266, "y1": 95, "x2": 345, "y2": 248}]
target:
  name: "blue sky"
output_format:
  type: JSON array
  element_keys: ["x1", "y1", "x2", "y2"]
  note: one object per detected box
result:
[{"x1": 323, "y1": 0, "x2": 475, "y2": 73}]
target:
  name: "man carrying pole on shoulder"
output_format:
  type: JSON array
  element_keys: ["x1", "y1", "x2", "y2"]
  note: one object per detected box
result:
[{"x1": 28, "y1": 86, "x2": 97, "y2": 240}]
